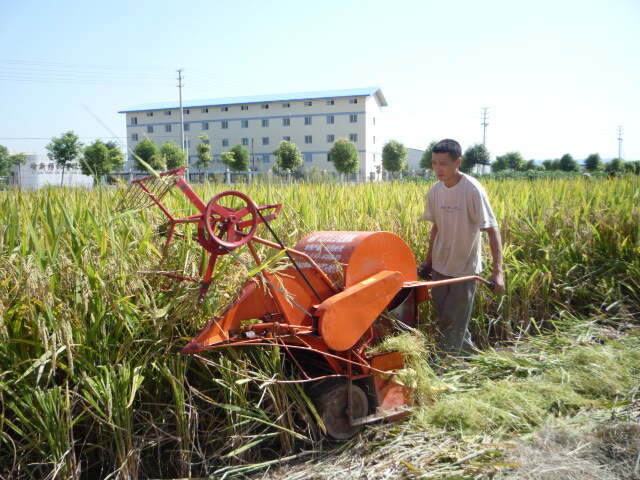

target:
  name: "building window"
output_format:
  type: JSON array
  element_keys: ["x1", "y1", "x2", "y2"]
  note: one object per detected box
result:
[
  {"x1": 165, "y1": 124, "x2": 172, "y2": 132},
  {"x1": 326, "y1": 115, "x2": 334, "y2": 124},
  {"x1": 222, "y1": 139, "x2": 229, "y2": 147},
  {"x1": 261, "y1": 104, "x2": 269, "y2": 109},
  {"x1": 131, "y1": 117, "x2": 138, "y2": 125},
  {"x1": 221, "y1": 106, "x2": 228, "y2": 112},
  {"x1": 326, "y1": 134, "x2": 334, "y2": 143},
  {"x1": 304, "y1": 135, "x2": 312, "y2": 144},
  {"x1": 304, "y1": 153, "x2": 312, "y2": 162},
  {"x1": 349, "y1": 114, "x2": 358, "y2": 123},
  {"x1": 221, "y1": 120, "x2": 229, "y2": 129},
  {"x1": 184, "y1": 109, "x2": 190, "y2": 114},
  {"x1": 262, "y1": 154, "x2": 270, "y2": 163},
  {"x1": 282, "y1": 102, "x2": 290, "y2": 108},
  {"x1": 349, "y1": 133, "x2": 357, "y2": 142},
  {"x1": 241, "y1": 105, "x2": 248, "y2": 110},
  {"x1": 147, "y1": 125, "x2": 154, "y2": 133},
  {"x1": 241, "y1": 119, "x2": 249, "y2": 128},
  {"x1": 165, "y1": 110, "x2": 172, "y2": 115},
  {"x1": 304, "y1": 101, "x2": 312, "y2": 107},
  {"x1": 262, "y1": 137, "x2": 269, "y2": 145},
  {"x1": 146, "y1": 112, "x2": 153, "y2": 117},
  {"x1": 326, "y1": 99, "x2": 334, "y2": 105},
  {"x1": 304, "y1": 116, "x2": 312, "y2": 125},
  {"x1": 283, "y1": 136, "x2": 291, "y2": 141},
  {"x1": 282, "y1": 117, "x2": 290, "y2": 126},
  {"x1": 262, "y1": 119, "x2": 269, "y2": 127},
  {"x1": 373, "y1": 117, "x2": 376, "y2": 126},
  {"x1": 202, "y1": 122, "x2": 209, "y2": 130},
  {"x1": 187, "y1": 140, "x2": 191, "y2": 148},
  {"x1": 202, "y1": 139, "x2": 210, "y2": 145},
  {"x1": 201, "y1": 108, "x2": 209, "y2": 113},
  {"x1": 349, "y1": 98, "x2": 358, "y2": 104},
  {"x1": 131, "y1": 133, "x2": 139, "y2": 141},
  {"x1": 327, "y1": 152, "x2": 332, "y2": 161},
  {"x1": 184, "y1": 123, "x2": 190, "y2": 131},
  {"x1": 373, "y1": 135, "x2": 375, "y2": 144},
  {"x1": 242, "y1": 137, "x2": 249, "y2": 146}
]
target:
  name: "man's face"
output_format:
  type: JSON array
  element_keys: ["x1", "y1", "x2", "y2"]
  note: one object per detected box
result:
[{"x1": 432, "y1": 152, "x2": 461, "y2": 182}]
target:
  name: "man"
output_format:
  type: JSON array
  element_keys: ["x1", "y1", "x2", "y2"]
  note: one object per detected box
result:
[{"x1": 419, "y1": 139, "x2": 504, "y2": 355}]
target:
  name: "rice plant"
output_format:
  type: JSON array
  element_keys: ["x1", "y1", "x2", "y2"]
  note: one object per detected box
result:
[{"x1": 0, "y1": 175, "x2": 638, "y2": 478}]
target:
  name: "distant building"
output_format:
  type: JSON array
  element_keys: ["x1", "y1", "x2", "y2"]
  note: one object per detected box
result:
[
  {"x1": 7, "y1": 155, "x2": 93, "y2": 189},
  {"x1": 405, "y1": 147, "x2": 426, "y2": 173},
  {"x1": 119, "y1": 87, "x2": 388, "y2": 180}
]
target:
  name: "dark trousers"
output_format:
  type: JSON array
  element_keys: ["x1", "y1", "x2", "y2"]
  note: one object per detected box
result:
[{"x1": 431, "y1": 270, "x2": 477, "y2": 355}]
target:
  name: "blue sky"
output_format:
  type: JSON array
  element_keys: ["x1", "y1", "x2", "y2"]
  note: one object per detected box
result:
[{"x1": 1, "y1": 0, "x2": 638, "y2": 161}]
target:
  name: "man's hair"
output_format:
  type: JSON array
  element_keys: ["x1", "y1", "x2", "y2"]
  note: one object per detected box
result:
[{"x1": 432, "y1": 139, "x2": 462, "y2": 160}]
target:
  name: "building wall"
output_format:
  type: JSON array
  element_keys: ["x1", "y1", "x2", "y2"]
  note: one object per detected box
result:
[
  {"x1": 123, "y1": 93, "x2": 383, "y2": 178},
  {"x1": 406, "y1": 147, "x2": 426, "y2": 173},
  {"x1": 8, "y1": 155, "x2": 94, "y2": 189}
]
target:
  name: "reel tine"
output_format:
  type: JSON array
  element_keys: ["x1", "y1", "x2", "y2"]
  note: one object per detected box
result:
[{"x1": 116, "y1": 170, "x2": 181, "y2": 212}]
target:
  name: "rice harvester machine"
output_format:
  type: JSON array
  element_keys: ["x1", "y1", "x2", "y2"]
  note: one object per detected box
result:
[{"x1": 120, "y1": 167, "x2": 490, "y2": 439}]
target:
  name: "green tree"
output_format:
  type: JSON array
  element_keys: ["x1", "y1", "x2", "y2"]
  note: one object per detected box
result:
[
  {"x1": 627, "y1": 161, "x2": 640, "y2": 175},
  {"x1": 133, "y1": 138, "x2": 163, "y2": 171},
  {"x1": 491, "y1": 156, "x2": 509, "y2": 172},
  {"x1": 329, "y1": 139, "x2": 359, "y2": 176},
  {"x1": 462, "y1": 144, "x2": 490, "y2": 173},
  {"x1": 160, "y1": 141, "x2": 186, "y2": 169},
  {"x1": 605, "y1": 158, "x2": 623, "y2": 175},
  {"x1": 382, "y1": 140, "x2": 407, "y2": 174},
  {"x1": 81, "y1": 140, "x2": 124, "y2": 184},
  {"x1": 194, "y1": 135, "x2": 212, "y2": 180},
  {"x1": 419, "y1": 141, "x2": 437, "y2": 170},
  {"x1": 495, "y1": 151, "x2": 525, "y2": 171},
  {"x1": 273, "y1": 140, "x2": 303, "y2": 171},
  {"x1": 82, "y1": 140, "x2": 110, "y2": 184},
  {"x1": 559, "y1": 153, "x2": 579, "y2": 172},
  {"x1": 220, "y1": 152, "x2": 234, "y2": 168},
  {"x1": 104, "y1": 141, "x2": 125, "y2": 173},
  {"x1": 230, "y1": 144, "x2": 250, "y2": 171},
  {"x1": 0, "y1": 145, "x2": 10, "y2": 177},
  {"x1": 46, "y1": 131, "x2": 83, "y2": 186},
  {"x1": 584, "y1": 153, "x2": 602, "y2": 172},
  {"x1": 523, "y1": 159, "x2": 537, "y2": 171}
]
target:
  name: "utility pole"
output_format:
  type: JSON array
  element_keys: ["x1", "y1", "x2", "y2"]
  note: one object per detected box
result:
[
  {"x1": 480, "y1": 107, "x2": 490, "y2": 173},
  {"x1": 617, "y1": 125, "x2": 623, "y2": 160},
  {"x1": 481, "y1": 107, "x2": 490, "y2": 147},
  {"x1": 177, "y1": 69, "x2": 186, "y2": 177}
]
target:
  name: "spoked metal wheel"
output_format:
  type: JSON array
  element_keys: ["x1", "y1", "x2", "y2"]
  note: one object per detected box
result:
[{"x1": 313, "y1": 382, "x2": 369, "y2": 440}]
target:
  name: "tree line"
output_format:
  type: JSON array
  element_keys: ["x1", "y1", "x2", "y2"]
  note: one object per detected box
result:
[
  {"x1": 418, "y1": 142, "x2": 639, "y2": 175},
  {"x1": 3, "y1": 133, "x2": 637, "y2": 187}
]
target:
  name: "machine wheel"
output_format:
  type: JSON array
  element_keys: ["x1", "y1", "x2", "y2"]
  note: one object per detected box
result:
[{"x1": 313, "y1": 382, "x2": 369, "y2": 440}]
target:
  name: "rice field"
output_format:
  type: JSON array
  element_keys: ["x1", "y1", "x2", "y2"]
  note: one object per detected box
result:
[{"x1": 0, "y1": 176, "x2": 638, "y2": 478}]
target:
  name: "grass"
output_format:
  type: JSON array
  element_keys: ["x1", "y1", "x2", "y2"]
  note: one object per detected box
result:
[{"x1": 0, "y1": 175, "x2": 638, "y2": 478}]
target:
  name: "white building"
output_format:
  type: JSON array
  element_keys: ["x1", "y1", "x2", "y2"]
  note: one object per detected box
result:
[
  {"x1": 6, "y1": 155, "x2": 93, "y2": 189},
  {"x1": 406, "y1": 147, "x2": 426, "y2": 173},
  {"x1": 119, "y1": 87, "x2": 388, "y2": 180}
]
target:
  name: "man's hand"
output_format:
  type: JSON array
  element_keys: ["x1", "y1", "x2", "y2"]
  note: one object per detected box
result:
[
  {"x1": 488, "y1": 269, "x2": 505, "y2": 293},
  {"x1": 418, "y1": 259, "x2": 433, "y2": 280}
]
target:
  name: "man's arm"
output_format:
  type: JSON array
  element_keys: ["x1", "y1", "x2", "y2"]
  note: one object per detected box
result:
[
  {"x1": 483, "y1": 226, "x2": 504, "y2": 293},
  {"x1": 418, "y1": 224, "x2": 438, "y2": 278}
]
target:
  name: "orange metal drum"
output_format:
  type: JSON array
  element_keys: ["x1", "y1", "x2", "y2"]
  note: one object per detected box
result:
[{"x1": 294, "y1": 231, "x2": 418, "y2": 288}]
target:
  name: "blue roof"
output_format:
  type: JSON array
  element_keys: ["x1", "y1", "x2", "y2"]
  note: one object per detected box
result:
[{"x1": 118, "y1": 87, "x2": 386, "y2": 113}]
